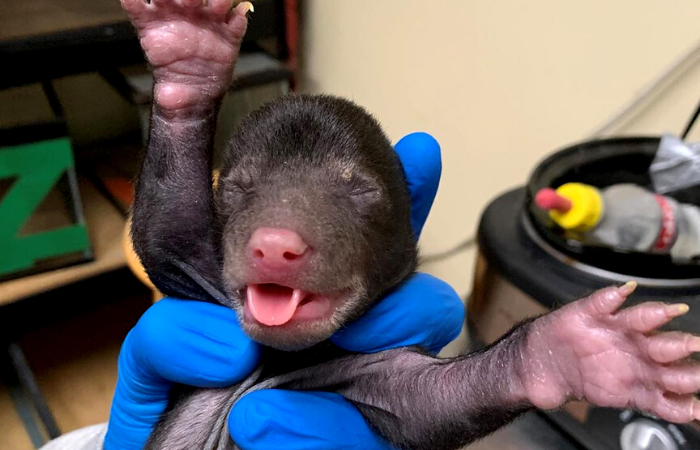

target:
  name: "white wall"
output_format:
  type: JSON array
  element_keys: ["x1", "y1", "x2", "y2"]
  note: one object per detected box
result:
[{"x1": 299, "y1": 1, "x2": 700, "y2": 297}]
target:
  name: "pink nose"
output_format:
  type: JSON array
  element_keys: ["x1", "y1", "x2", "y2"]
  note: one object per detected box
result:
[{"x1": 249, "y1": 227, "x2": 310, "y2": 269}]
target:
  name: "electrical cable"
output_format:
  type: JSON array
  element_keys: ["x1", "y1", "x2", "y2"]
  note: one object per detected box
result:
[
  {"x1": 420, "y1": 237, "x2": 476, "y2": 264},
  {"x1": 589, "y1": 38, "x2": 700, "y2": 137},
  {"x1": 681, "y1": 97, "x2": 700, "y2": 140}
]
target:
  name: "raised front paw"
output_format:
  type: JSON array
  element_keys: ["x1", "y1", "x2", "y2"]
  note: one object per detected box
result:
[
  {"x1": 527, "y1": 282, "x2": 700, "y2": 423},
  {"x1": 121, "y1": 0, "x2": 254, "y2": 111}
]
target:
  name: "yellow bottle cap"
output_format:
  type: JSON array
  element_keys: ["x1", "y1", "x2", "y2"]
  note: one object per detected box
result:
[{"x1": 548, "y1": 182, "x2": 603, "y2": 232}]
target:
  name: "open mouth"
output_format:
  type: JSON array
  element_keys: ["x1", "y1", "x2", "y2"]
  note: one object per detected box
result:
[{"x1": 244, "y1": 283, "x2": 333, "y2": 326}]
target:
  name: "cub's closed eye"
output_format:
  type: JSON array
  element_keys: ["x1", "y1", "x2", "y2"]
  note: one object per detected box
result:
[
  {"x1": 228, "y1": 175, "x2": 254, "y2": 193},
  {"x1": 350, "y1": 187, "x2": 382, "y2": 207},
  {"x1": 347, "y1": 173, "x2": 382, "y2": 204},
  {"x1": 351, "y1": 187, "x2": 379, "y2": 196},
  {"x1": 234, "y1": 182, "x2": 253, "y2": 192},
  {"x1": 224, "y1": 182, "x2": 254, "y2": 202}
]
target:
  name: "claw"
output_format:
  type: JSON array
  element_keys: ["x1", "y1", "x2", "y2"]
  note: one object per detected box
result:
[
  {"x1": 227, "y1": 0, "x2": 252, "y2": 33},
  {"x1": 623, "y1": 302, "x2": 690, "y2": 333},
  {"x1": 586, "y1": 285, "x2": 631, "y2": 316},
  {"x1": 648, "y1": 332, "x2": 700, "y2": 363},
  {"x1": 618, "y1": 281, "x2": 638, "y2": 297},
  {"x1": 669, "y1": 304, "x2": 690, "y2": 315},
  {"x1": 236, "y1": 1, "x2": 254, "y2": 14}
]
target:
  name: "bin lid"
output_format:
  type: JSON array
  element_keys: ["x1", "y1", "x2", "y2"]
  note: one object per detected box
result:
[
  {"x1": 477, "y1": 188, "x2": 700, "y2": 332},
  {"x1": 525, "y1": 136, "x2": 700, "y2": 281}
]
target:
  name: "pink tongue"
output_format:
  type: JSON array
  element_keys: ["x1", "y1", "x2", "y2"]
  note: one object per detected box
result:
[{"x1": 246, "y1": 284, "x2": 305, "y2": 326}]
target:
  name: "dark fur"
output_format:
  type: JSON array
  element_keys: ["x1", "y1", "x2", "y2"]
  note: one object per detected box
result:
[
  {"x1": 132, "y1": 94, "x2": 535, "y2": 450},
  {"x1": 217, "y1": 96, "x2": 418, "y2": 349}
]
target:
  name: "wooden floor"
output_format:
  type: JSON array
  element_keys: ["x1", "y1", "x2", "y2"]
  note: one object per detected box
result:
[{"x1": 1, "y1": 272, "x2": 152, "y2": 450}]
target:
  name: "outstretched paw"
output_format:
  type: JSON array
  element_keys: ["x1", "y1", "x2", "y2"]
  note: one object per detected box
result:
[
  {"x1": 528, "y1": 282, "x2": 700, "y2": 423},
  {"x1": 121, "y1": 0, "x2": 254, "y2": 112}
]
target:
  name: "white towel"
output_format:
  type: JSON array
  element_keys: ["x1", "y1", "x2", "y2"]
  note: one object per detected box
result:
[{"x1": 38, "y1": 423, "x2": 106, "y2": 450}]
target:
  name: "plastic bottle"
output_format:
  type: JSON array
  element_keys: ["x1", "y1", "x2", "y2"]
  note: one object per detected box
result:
[{"x1": 534, "y1": 182, "x2": 700, "y2": 264}]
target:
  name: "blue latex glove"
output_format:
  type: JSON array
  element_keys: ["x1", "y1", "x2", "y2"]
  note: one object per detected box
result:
[
  {"x1": 104, "y1": 132, "x2": 465, "y2": 450},
  {"x1": 229, "y1": 273, "x2": 463, "y2": 450}
]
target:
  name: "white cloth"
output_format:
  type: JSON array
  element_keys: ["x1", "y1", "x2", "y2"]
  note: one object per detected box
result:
[{"x1": 38, "y1": 423, "x2": 106, "y2": 450}]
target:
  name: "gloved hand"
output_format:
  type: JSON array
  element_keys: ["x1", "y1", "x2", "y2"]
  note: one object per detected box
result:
[{"x1": 104, "y1": 132, "x2": 465, "y2": 450}]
